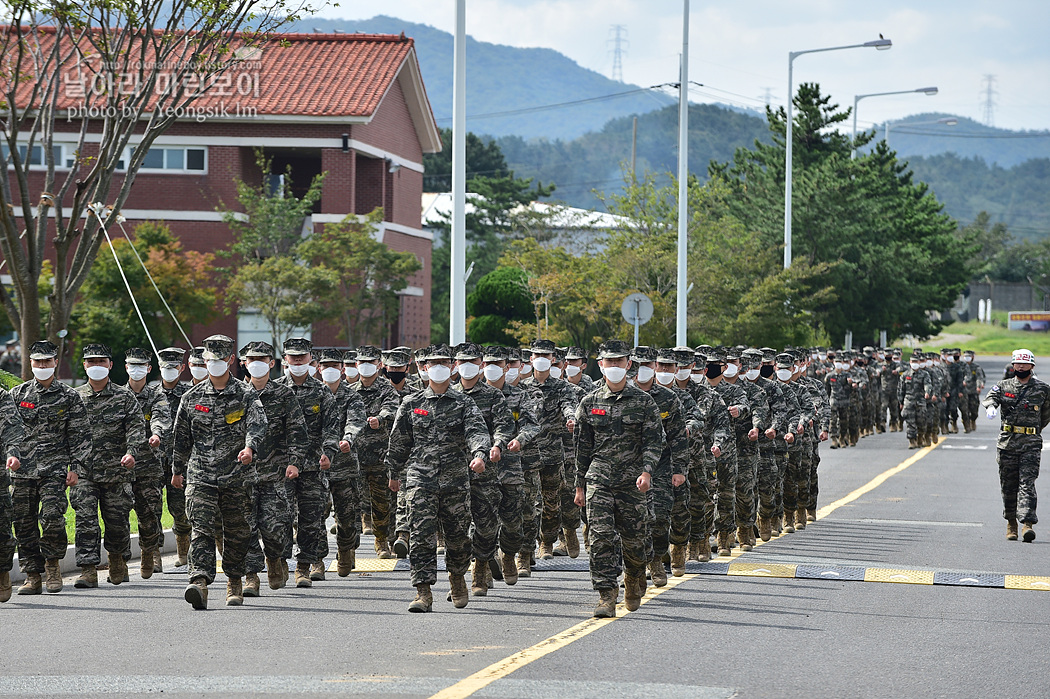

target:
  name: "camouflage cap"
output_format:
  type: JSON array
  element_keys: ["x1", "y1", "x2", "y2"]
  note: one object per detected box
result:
[
  {"x1": 82, "y1": 343, "x2": 112, "y2": 360},
  {"x1": 530, "y1": 339, "x2": 556, "y2": 354},
  {"x1": 597, "y1": 339, "x2": 631, "y2": 359},
  {"x1": 742, "y1": 348, "x2": 764, "y2": 363},
  {"x1": 157, "y1": 347, "x2": 186, "y2": 367},
  {"x1": 656, "y1": 348, "x2": 678, "y2": 365},
  {"x1": 554, "y1": 347, "x2": 567, "y2": 361},
  {"x1": 630, "y1": 345, "x2": 657, "y2": 363},
  {"x1": 565, "y1": 346, "x2": 587, "y2": 361},
  {"x1": 705, "y1": 347, "x2": 727, "y2": 363},
  {"x1": 863, "y1": 346, "x2": 875, "y2": 355},
  {"x1": 355, "y1": 345, "x2": 382, "y2": 362},
  {"x1": 963, "y1": 349, "x2": 975, "y2": 356},
  {"x1": 318, "y1": 347, "x2": 344, "y2": 364},
  {"x1": 124, "y1": 347, "x2": 151, "y2": 365},
  {"x1": 506, "y1": 347, "x2": 522, "y2": 362},
  {"x1": 726, "y1": 346, "x2": 742, "y2": 361},
  {"x1": 425, "y1": 344, "x2": 454, "y2": 361},
  {"x1": 520, "y1": 348, "x2": 532, "y2": 361},
  {"x1": 393, "y1": 345, "x2": 412, "y2": 354},
  {"x1": 342, "y1": 350, "x2": 357, "y2": 364},
  {"x1": 775, "y1": 352, "x2": 795, "y2": 369},
  {"x1": 244, "y1": 341, "x2": 275, "y2": 359},
  {"x1": 202, "y1": 335, "x2": 234, "y2": 361},
  {"x1": 760, "y1": 347, "x2": 777, "y2": 362},
  {"x1": 482, "y1": 345, "x2": 507, "y2": 362},
  {"x1": 672, "y1": 347, "x2": 694, "y2": 367},
  {"x1": 282, "y1": 337, "x2": 312, "y2": 356},
  {"x1": 238, "y1": 344, "x2": 252, "y2": 361},
  {"x1": 382, "y1": 348, "x2": 411, "y2": 367},
  {"x1": 188, "y1": 346, "x2": 206, "y2": 364},
  {"x1": 454, "y1": 342, "x2": 483, "y2": 361},
  {"x1": 29, "y1": 340, "x2": 58, "y2": 360}
]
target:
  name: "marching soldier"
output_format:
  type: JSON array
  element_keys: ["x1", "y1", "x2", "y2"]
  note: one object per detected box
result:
[
  {"x1": 962, "y1": 350, "x2": 986, "y2": 432},
  {"x1": 744, "y1": 348, "x2": 790, "y2": 542},
  {"x1": 702, "y1": 348, "x2": 750, "y2": 556},
  {"x1": 0, "y1": 380, "x2": 24, "y2": 602},
  {"x1": 156, "y1": 347, "x2": 192, "y2": 566},
  {"x1": 724, "y1": 348, "x2": 769, "y2": 551}
]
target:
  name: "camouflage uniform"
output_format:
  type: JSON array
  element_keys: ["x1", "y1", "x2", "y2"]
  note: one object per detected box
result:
[
  {"x1": 772, "y1": 367, "x2": 804, "y2": 525},
  {"x1": 826, "y1": 367, "x2": 852, "y2": 447},
  {"x1": 726, "y1": 357, "x2": 768, "y2": 533},
  {"x1": 681, "y1": 366, "x2": 732, "y2": 549},
  {"x1": 880, "y1": 356, "x2": 902, "y2": 431},
  {"x1": 574, "y1": 345, "x2": 663, "y2": 592},
  {"x1": 11, "y1": 348, "x2": 91, "y2": 574},
  {"x1": 801, "y1": 371, "x2": 831, "y2": 514},
  {"x1": 898, "y1": 359, "x2": 931, "y2": 445},
  {"x1": 125, "y1": 377, "x2": 173, "y2": 555},
  {"x1": 0, "y1": 388, "x2": 25, "y2": 576},
  {"x1": 354, "y1": 347, "x2": 402, "y2": 544},
  {"x1": 73, "y1": 365, "x2": 150, "y2": 568},
  {"x1": 964, "y1": 354, "x2": 986, "y2": 430},
  {"x1": 780, "y1": 357, "x2": 815, "y2": 526},
  {"x1": 157, "y1": 352, "x2": 191, "y2": 541},
  {"x1": 706, "y1": 354, "x2": 749, "y2": 537},
  {"x1": 172, "y1": 340, "x2": 267, "y2": 585},
  {"x1": 324, "y1": 373, "x2": 367, "y2": 555},
  {"x1": 748, "y1": 350, "x2": 790, "y2": 532}
]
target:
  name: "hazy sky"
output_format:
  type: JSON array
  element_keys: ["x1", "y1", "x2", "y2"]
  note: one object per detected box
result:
[{"x1": 323, "y1": 1, "x2": 1050, "y2": 132}]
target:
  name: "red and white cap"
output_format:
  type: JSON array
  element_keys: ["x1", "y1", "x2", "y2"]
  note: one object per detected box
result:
[{"x1": 1012, "y1": 349, "x2": 1036, "y2": 365}]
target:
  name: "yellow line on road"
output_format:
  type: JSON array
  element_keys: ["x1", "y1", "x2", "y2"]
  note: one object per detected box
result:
[{"x1": 429, "y1": 436, "x2": 944, "y2": 699}]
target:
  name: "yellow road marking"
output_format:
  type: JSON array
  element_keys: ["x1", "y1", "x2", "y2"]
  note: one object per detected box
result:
[
  {"x1": 863, "y1": 568, "x2": 935, "y2": 585},
  {"x1": 1004, "y1": 575, "x2": 1050, "y2": 591},
  {"x1": 427, "y1": 437, "x2": 943, "y2": 699},
  {"x1": 728, "y1": 562, "x2": 797, "y2": 578}
]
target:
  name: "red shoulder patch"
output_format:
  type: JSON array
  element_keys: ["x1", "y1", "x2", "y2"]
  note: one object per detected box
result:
[
  {"x1": 1004, "y1": 392, "x2": 1016, "y2": 398},
  {"x1": 19, "y1": 401, "x2": 35, "y2": 409},
  {"x1": 413, "y1": 408, "x2": 429, "y2": 416},
  {"x1": 591, "y1": 408, "x2": 607, "y2": 415},
  {"x1": 194, "y1": 404, "x2": 210, "y2": 413},
  {"x1": 829, "y1": 378, "x2": 836, "y2": 383}
]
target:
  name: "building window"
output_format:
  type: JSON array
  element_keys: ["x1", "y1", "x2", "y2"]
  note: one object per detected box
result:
[
  {"x1": 133, "y1": 146, "x2": 207, "y2": 173},
  {"x1": 3, "y1": 143, "x2": 67, "y2": 169}
]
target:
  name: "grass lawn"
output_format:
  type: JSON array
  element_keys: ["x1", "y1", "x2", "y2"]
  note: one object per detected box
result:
[
  {"x1": 906, "y1": 318, "x2": 1050, "y2": 356},
  {"x1": 62, "y1": 490, "x2": 177, "y2": 542}
]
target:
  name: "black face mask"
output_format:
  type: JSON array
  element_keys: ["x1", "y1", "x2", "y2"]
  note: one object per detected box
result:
[
  {"x1": 1015, "y1": 369, "x2": 1032, "y2": 380},
  {"x1": 705, "y1": 363, "x2": 723, "y2": 379},
  {"x1": 760, "y1": 364, "x2": 775, "y2": 379},
  {"x1": 385, "y1": 370, "x2": 407, "y2": 384}
]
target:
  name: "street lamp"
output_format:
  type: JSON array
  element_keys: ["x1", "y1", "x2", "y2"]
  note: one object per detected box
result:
[
  {"x1": 784, "y1": 37, "x2": 891, "y2": 269},
  {"x1": 884, "y1": 116, "x2": 957, "y2": 147},
  {"x1": 852, "y1": 86, "x2": 938, "y2": 158}
]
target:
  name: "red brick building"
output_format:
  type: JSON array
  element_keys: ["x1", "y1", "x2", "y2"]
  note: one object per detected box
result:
[{"x1": 9, "y1": 30, "x2": 440, "y2": 350}]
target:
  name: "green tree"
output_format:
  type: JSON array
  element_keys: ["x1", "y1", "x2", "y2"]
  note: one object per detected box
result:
[
  {"x1": 423, "y1": 128, "x2": 511, "y2": 192},
  {"x1": 465, "y1": 266, "x2": 533, "y2": 345}
]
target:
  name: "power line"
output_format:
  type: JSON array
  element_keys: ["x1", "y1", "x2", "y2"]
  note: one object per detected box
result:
[
  {"x1": 433, "y1": 85, "x2": 671, "y2": 123},
  {"x1": 608, "y1": 25, "x2": 629, "y2": 83},
  {"x1": 889, "y1": 128, "x2": 1050, "y2": 139}
]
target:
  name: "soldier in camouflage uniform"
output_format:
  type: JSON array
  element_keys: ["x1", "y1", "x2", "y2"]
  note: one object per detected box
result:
[
  {"x1": 171, "y1": 335, "x2": 267, "y2": 609},
  {"x1": 724, "y1": 347, "x2": 769, "y2": 551},
  {"x1": 386, "y1": 344, "x2": 491, "y2": 613},
  {"x1": 565, "y1": 346, "x2": 596, "y2": 394},
  {"x1": 574, "y1": 340, "x2": 663, "y2": 618},
  {"x1": 778, "y1": 353, "x2": 815, "y2": 533},
  {"x1": 387, "y1": 349, "x2": 422, "y2": 554},
  {"x1": 799, "y1": 352, "x2": 831, "y2": 523},
  {"x1": 242, "y1": 341, "x2": 307, "y2": 594},
  {"x1": 72, "y1": 344, "x2": 149, "y2": 588},
  {"x1": 945, "y1": 348, "x2": 966, "y2": 434},
  {"x1": 898, "y1": 352, "x2": 932, "y2": 449},
  {"x1": 122, "y1": 348, "x2": 172, "y2": 578},
  {"x1": 276, "y1": 338, "x2": 342, "y2": 587},
  {"x1": 764, "y1": 348, "x2": 803, "y2": 536},
  {"x1": 961, "y1": 350, "x2": 985, "y2": 432},
  {"x1": 744, "y1": 349, "x2": 789, "y2": 542},
  {"x1": 0, "y1": 382, "x2": 24, "y2": 603},
  {"x1": 553, "y1": 345, "x2": 593, "y2": 558},
  {"x1": 156, "y1": 347, "x2": 192, "y2": 566},
  {"x1": 879, "y1": 350, "x2": 903, "y2": 432},
  {"x1": 187, "y1": 346, "x2": 208, "y2": 385},
  {"x1": 983, "y1": 349, "x2": 1049, "y2": 543},
  {"x1": 826, "y1": 353, "x2": 852, "y2": 449}
]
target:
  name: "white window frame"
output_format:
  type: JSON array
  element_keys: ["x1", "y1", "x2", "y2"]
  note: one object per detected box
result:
[{"x1": 130, "y1": 145, "x2": 208, "y2": 174}]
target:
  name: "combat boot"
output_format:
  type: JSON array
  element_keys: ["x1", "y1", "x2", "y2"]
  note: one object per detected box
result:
[
  {"x1": 184, "y1": 578, "x2": 208, "y2": 610},
  {"x1": 551, "y1": 533, "x2": 568, "y2": 557},
  {"x1": 153, "y1": 550, "x2": 163, "y2": 574},
  {"x1": 0, "y1": 571, "x2": 10, "y2": 603},
  {"x1": 140, "y1": 548, "x2": 154, "y2": 579},
  {"x1": 1022, "y1": 524, "x2": 1036, "y2": 543},
  {"x1": 829, "y1": 436, "x2": 839, "y2": 449},
  {"x1": 757, "y1": 517, "x2": 772, "y2": 542},
  {"x1": 795, "y1": 508, "x2": 807, "y2": 530},
  {"x1": 409, "y1": 583, "x2": 433, "y2": 613},
  {"x1": 516, "y1": 552, "x2": 531, "y2": 578},
  {"x1": 489, "y1": 557, "x2": 504, "y2": 582},
  {"x1": 226, "y1": 576, "x2": 243, "y2": 606},
  {"x1": 361, "y1": 512, "x2": 374, "y2": 536},
  {"x1": 175, "y1": 533, "x2": 190, "y2": 567},
  {"x1": 771, "y1": 514, "x2": 782, "y2": 537},
  {"x1": 310, "y1": 561, "x2": 326, "y2": 581},
  {"x1": 392, "y1": 534, "x2": 410, "y2": 558},
  {"x1": 624, "y1": 573, "x2": 644, "y2": 611},
  {"x1": 295, "y1": 563, "x2": 312, "y2": 588},
  {"x1": 266, "y1": 558, "x2": 285, "y2": 589},
  {"x1": 538, "y1": 540, "x2": 555, "y2": 560},
  {"x1": 243, "y1": 572, "x2": 260, "y2": 597},
  {"x1": 337, "y1": 548, "x2": 355, "y2": 577},
  {"x1": 716, "y1": 532, "x2": 731, "y2": 557},
  {"x1": 75, "y1": 565, "x2": 98, "y2": 589},
  {"x1": 737, "y1": 526, "x2": 753, "y2": 552},
  {"x1": 501, "y1": 551, "x2": 518, "y2": 586},
  {"x1": 448, "y1": 572, "x2": 469, "y2": 608},
  {"x1": 807, "y1": 509, "x2": 816, "y2": 522},
  {"x1": 563, "y1": 527, "x2": 581, "y2": 558},
  {"x1": 471, "y1": 558, "x2": 490, "y2": 597},
  {"x1": 593, "y1": 588, "x2": 617, "y2": 618},
  {"x1": 950, "y1": 419, "x2": 958, "y2": 433},
  {"x1": 698, "y1": 538, "x2": 712, "y2": 562},
  {"x1": 18, "y1": 571, "x2": 41, "y2": 595},
  {"x1": 669, "y1": 544, "x2": 686, "y2": 577},
  {"x1": 685, "y1": 541, "x2": 698, "y2": 562},
  {"x1": 1007, "y1": 519, "x2": 1019, "y2": 540},
  {"x1": 108, "y1": 553, "x2": 127, "y2": 585},
  {"x1": 375, "y1": 535, "x2": 394, "y2": 560},
  {"x1": 44, "y1": 558, "x2": 63, "y2": 593},
  {"x1": 908, "y1": 437, "x2": 919, "y2": 449},
  {"x1": 783, "y1": 510, "x2": 796, "y2": 533},
  {"x1": 648, "y1": 558, "x2": 668, "y2": 587}
]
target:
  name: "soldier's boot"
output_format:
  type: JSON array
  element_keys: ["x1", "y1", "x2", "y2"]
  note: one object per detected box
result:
[
  {"x1": 908, "y1": 437, "x2": 919, "y2": 449},
  {"x1": 281, "y1": 559, "x2": 290, "y2": 585},
  {"x1": 516, "y1": 552, "x2": 532, "y2": 578},
  {"x1": 716, "y1": 532, "x2": 731, "y2": 557},
  {"x1": 494, "y1": 551, "x2": 514, "y2": 586},
  {"x1": 471, "y1": 559, "x2": 490, "y2": 597},
  {"x1": 295, "y1": 564, "x2": 312, "y2": 588},
  {"x1": 243, "y1": 572, "x2": 261, "y2": 598},
  {"x1": 44, "y1": 559, "x2": 63, "y2": 593},
  {"x1": 624, "y1": 574, "x2": 645, "y2": 611},
  {"x1": 758, "y1": 517, "x2": 772, "y2": 542},
  {"x1": 698, "y1": 538, "x2": 712, "y2": 562},
  {"x1": 1022, "y1": 524, "x2": 1036, "y2": 543},
  {"x1": 783, "y1": 510, "x2": 796, "y2": 534},
  {"x1": 594, "y1": 588, "x2": 618, "y2": 618},
  {"x1": 448, "y1": 572, "x2": 469, "y2": 608},
  {"x1": 175, "y1": 534, "x2": 190, "y2": 567},
  {"x1": 184, "y1": 578, "x2": 208, "y2": 610},
  {"x1": 807, "y1": 509, "x2": 816, "y2": 523},
  {"x1": 226, "y1": 576, "x2": 243, "y2": 606},
  {"x1": 310, "y1": 561, "x2": 326, "y2": 582},
  {"x1": 563, "y1": 527, "x2": 581, "y2": 559},
  {"x1": 153, "y1": 549, "x2": 163, "y2": 574},
  {"x1": 140, "y1": 549, "x2": 154, "y2": 580},
  {"x1": 950, "y1": 419, "x2": 958, "y2": 434},
  {"x1": 552, "y1": 532, "x2": 568, "y2": 557},
  {"x1": 74, "y1": 565, "x2": 98, "y2": 589},
  {"x1": 830, "y1": 436, "x2": 839, "y2": 449},
  {"x1": 337, "y1": 548, "x2": 356, "y2": 577},
  {"x1": 684, "y1": 541, "x2": 697, "y2": 562},
  {"x1": 18, "y1": 572, "x2": 42, "y2": 595},
  {"x1": 108, "y1": 554, "x2": 127, "y2": 585},
  {"x1": 266, "y1": 558, "x2": 285, "y2": 589},
  {"x1": 489, "y1": 557, "x2": 504, "y2": 582},
  {"x1": 669, "y1": 544, "x2": 687, "y2": 577},
  {"x1": 1007, "y1": 518, "x2": 1019, "y2": 540},
  {"x1": 0, "y1": 571, "x2": 10, "y2": 603},
  {"x1": 361, "y1": 513, "x2": 374, "y2": 536},
  {"x1": 538, "y1": 540, "x2": 555, "y2": 560},
  {"x1": 771, "y1": 514, "x2": 782, "y2": 537},
  {"x1": 375, "y1": 536, "x2": 394, "y2": 560},
  {"x1": 392, "y1": 534, "x2": 410, "y2": 559},
  {"x1": 648, "y1": 558, "x2": 668, "y2": 587},
  {"x1": 795, "y1": 508, "x2": 807, "y2": 530},
  {"x1": 736, "y1": 526, "x2": 753, "y2": 552},
  {"x1": 409, "y1": 583, "x2": 433, "y2": 613}
]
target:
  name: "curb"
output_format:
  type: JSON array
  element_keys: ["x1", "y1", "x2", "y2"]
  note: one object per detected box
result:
[{"x1": 9, "y1": 529, "x2": 179, "y2": 584}]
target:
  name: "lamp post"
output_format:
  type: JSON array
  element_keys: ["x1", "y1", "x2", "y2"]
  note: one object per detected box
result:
[
  {"x1": 852, "y1": 86, "x2": 938, "y2": 158},
  {"x1": 885, "y1": 116, "x2": 958, "y2": 147},
  {"x1": 784, "y1": 37, "x2": 891, "y2": 269}
]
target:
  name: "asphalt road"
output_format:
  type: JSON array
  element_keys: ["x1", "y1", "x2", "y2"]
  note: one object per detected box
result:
[{"x1": 3, "y1": 381, "x2": 1049, "y2": 698}]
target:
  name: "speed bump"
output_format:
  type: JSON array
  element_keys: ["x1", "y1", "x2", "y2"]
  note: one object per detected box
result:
[
  {"x1": 727, "y1": 562, "x2": 797, "y2": 578},
  {"x1": 1004, "y1": 575, "x2": 1050, "y2": 591},
  {"x1": 863, "y1": 568, "x2": 935, "y2": 585}
]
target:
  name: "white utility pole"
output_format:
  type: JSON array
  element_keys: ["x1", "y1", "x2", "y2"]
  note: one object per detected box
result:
[
  {"x1": 675, "y1": 0, "x2": 690, "y2": 346},
  {"x1": 449, "y1": 0, "x2": 467, "y2": 344}
]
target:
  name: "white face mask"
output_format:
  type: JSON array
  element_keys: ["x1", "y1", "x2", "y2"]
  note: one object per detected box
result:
[
  {"x1": 288, "y1": 364, "x2": 311, "y2": 377},
  {"x1": 723, "y1": 363, "x2": 739, "y2": 378},
  {"x1": 427, "y1": 364, "x2": 451, "y2": 384},
  {"x1": 321, "y1": 367, "x2": 342, "y2": 383},
  {"x1": 505, "y1": 367, "x2": 520, "y2": 382},
  {"x1": 32, "y1": 366, "x2": 55, "y2": 381},
  {"x1": 925, "y1": 360, "x2": 933, "y2": 368},
  {"x1": 160, "y1": 367, "x2": 181, "y2": 383},
  {"x1": 307, "y1": 365, "x2": 317, "y2": 377},
  {"x1": 945, "y1": 356, "x2": 954, "y2": 363},
  {"x1": 655, "y1": 371, "x2": 675, "y2": 386},
  {"x1": 910, "y1": 362, "x2": 920, "y2": 370},
  {"x1": 636, "y1": 366, "x2": 655, "y2": 383},
  {"x1": 520, "y1": 363, "x2": 532, "y2": 375},
  {"x1": 189, "y1": 365, "x2": 208, "y2": 380},
  {"x1": 745, "y1": 369, "x2": 760, "y2": 381},
  {"x1": 458, "y1": 363, "x2": 481, "y2": 380},
  {"x1": 962, "y1": 356, "x2": 972, "y2": 363},
  {"x1": 206, "y1": 360, "x2": 228, "y2": 377},
  {"x1": 689, "y1": 373, "x2": 703, "y2": 383},
  {"x1": 776, "y1": 369, "x2": 792, "y2": 381},
  {"x1": 483, "y1": 364, "x2": 504, "y2": 382},
  {"x1": 358, "y1": 362, "x2": 378, "y2": 378},
  {"x1": 532, "y1": 356, "x2": 552, "y2": 373},
  {"x1": 344, "y1": 366, "x2": 359, "y2": 380},
  {"x1": 549, "y1": 366, "x2": 563, "y2": 379},
  {"x1": 418, "y1": 368, "x2": 430, "y2": 381},
  {"x1": 602, "y1": 366, "x2": 627, "y2": 384},
  {"x1": 85, "y1": 365, "x2": 110, "y2": 381},
  {"x1": 675, "y1": 368, "x2": 692, "y2": 382},
  {"x1": 818, "y1": 354, "x2": 827, "y2": 361},
  {"x1": 565, "y1": 365, "x2": 581, "y2": 378},
  {"x1": 247, "y1": 361, "x2": 270, "y2": 378},
  {"x1": 126, "y1": 366, "x2": 148, "y2": 381}
]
